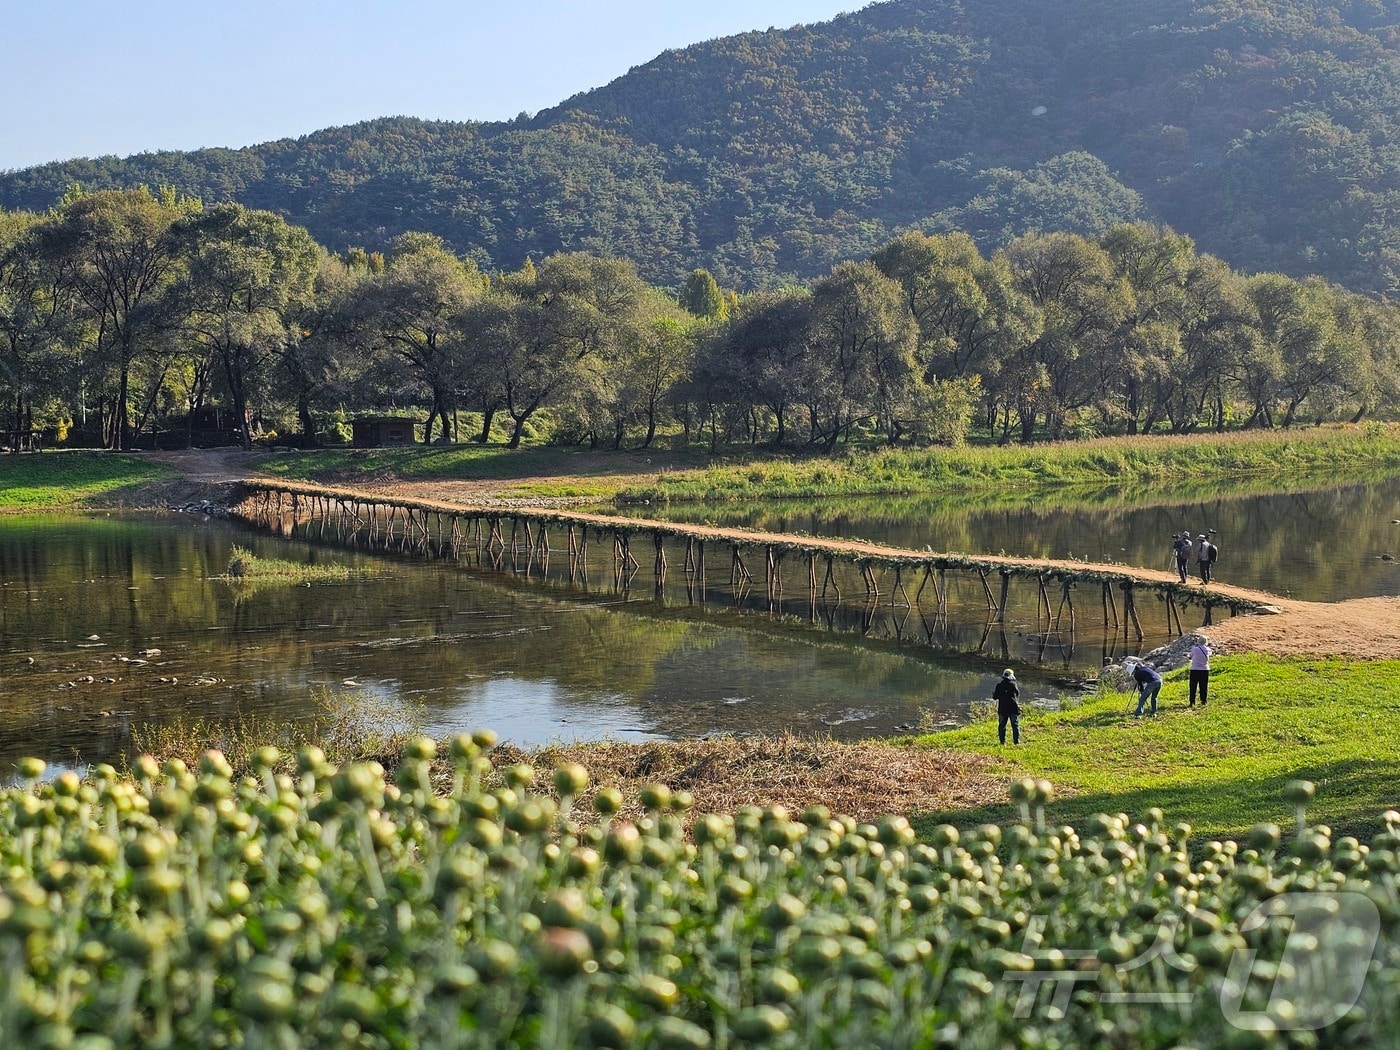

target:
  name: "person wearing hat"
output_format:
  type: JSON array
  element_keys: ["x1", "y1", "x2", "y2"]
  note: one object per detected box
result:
[
  {"x1": 1196, "y1": 534, "x2": 1216, "y2": 583},
  {"x1": 993, "y1": 668, "x2": 1022, "y2": 744},
  {"x1": 1171, "y1": 532, "x2": 1192, "y2": 584},
  {"x1": 1131, "y1": 659, "x2": 1163, "y2": 717},
  {"x1": 1188, "y1": 638, "x2": 1211, "y2": 707}
]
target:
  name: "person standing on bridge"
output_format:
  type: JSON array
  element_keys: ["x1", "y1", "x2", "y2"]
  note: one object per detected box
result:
[
  {"x1": 994, "y1": 669, "x2": 1021, "y2": 745},
  {"x1": 1172, "y1": 533, "x2": 1192, "y2": 584},
  {"x1": 1196, "y1": 534, "x2": 1217, "y2": 584}
]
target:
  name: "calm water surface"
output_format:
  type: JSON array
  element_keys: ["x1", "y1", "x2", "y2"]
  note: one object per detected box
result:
[
  {"x1": 4, "y1": 474, "x2": 1396, "y2": 770},
  {"x1": 640, "y1": 475, "x2": 1400, "y2": 603},
  {"x1": 0, "y1": 513, "x2": 1015, "y2": 770}
]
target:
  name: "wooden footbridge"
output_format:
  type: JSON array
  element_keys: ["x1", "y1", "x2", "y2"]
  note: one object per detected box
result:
[{"x1": 230, "y1": 480, "x2": 1280, "y2": 647}]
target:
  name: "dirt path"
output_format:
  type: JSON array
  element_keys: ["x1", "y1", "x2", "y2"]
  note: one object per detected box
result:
[
  {"x1": 144, "y1": 449, "x2": 1400, "y2": 661},
  {"x1": 143, "y1": 448, "x2": 277, "y2": 483}
]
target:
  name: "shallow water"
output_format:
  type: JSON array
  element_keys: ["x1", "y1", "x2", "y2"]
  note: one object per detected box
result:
[
  {"x1": 0, "y1": 512, "x2": 1045, "y2": 770},
  {"x1": 6, "y1": 472, "x2": 1395, "y2": 771},
  {"x1": 636, "y1": 474, "x2": 1400, "y2": 603}
]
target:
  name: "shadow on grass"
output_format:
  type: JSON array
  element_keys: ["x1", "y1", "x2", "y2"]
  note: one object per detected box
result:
[
  {"x1": 267, "y1": 445, "x2": 719, "y2": 486},
  {"x1": 914, "y1": 756, "x2": 1400, "y2": 842}
]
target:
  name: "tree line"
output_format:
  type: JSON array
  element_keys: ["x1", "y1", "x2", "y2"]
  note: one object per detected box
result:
[{"x1": 2, "y1": 187, "x2": 1397, "y2": 453}]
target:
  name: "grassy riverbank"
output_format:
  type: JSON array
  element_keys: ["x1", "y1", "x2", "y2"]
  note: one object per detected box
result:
[
  {"x1": 132, "y1": 654, "x2": 1400, "y2": 845},
  {"x1": 251, "y1": 423, "x2": 1400, "y2": 504},
  {"x1": 918, "y1": 653, "x2": 1400, "y2": 840},
  {"x1": 0, "y1": 451, "x2": 174, "y2": 508},
  {"x1": 621, "y1": 425, "x2": 1400, "y2": 503},
  {"x1": 5, "y1": 425, "x2": 1400, "y2": 509}
]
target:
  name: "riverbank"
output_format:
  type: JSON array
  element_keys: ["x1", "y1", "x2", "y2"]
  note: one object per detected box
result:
[
  {"x1": 200, "y1": 422, "x2": 1400, "y2": 506},
  {"x1": 913, "y1": 651, "x2": 1400, "y2": 839},
  {"x1": 6, "y1": 436, "x2": 1400, "y2": 838},
  {"x1": 10, "y1": 424, "x2": 1400, "y2": 509}
]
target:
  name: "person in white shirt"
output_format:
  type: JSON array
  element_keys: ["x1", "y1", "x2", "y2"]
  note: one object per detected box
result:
[{"x1": 1188, "y1": 639, "x2": 1211, "y2": 707}]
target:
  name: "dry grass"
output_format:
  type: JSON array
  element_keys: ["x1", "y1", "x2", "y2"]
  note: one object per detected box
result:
[{"x1": 491, "y1": 733, "x2": 1007, "y2": 822}]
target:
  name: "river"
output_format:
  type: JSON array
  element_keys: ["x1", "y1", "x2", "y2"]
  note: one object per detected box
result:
[{"x1": 2, "y1": 473, "x2": 1395, "y2": 769}]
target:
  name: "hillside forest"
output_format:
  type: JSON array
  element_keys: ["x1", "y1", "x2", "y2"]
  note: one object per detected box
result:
[
  {"x1": 2, "y1": 0, "x2": 1399, "y2": 299},
  {"x1": 2, "y1": 188, "x2": 1397, "y2": 453}
]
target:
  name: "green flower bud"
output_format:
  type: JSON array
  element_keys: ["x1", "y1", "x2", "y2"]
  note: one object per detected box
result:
[
  {"x1": 537, "y1": 926, "x2": 594, "y2": 979},
  {"x1": 594, "y1": 787, "x2": 624, "y2": 816},
  {"x1": 296, "y1": 746, "x2": 328, "y2": 775},
  {"x1": 469, "y1": 940, "x2": 519, "y2": 983},
  {"x1": 124, "y1": 833, "x2": 169, "y2": 869},
  {"x1": 732, "y1": 1005, "x2": 789, "y2": 1041},
  {"x1": 651, "y1": 1017, "x2": 709, "y2": 1050},
  {"x1": 639, "y1": 783, "x2": 672, "y2": 811},
  {"x1": 239, "y1": 974, "x2": 296, "y2": 1023},
  {"x1": 552, "y1": 763, "x2": 590, "y2": 798},
  {"x1": 403, "y1": 736, "x2": 437, "y2": 762},
  {"x1": 1283, "y1": 780, "x2": 1316, "y2": 806},
  {"x1": 758, "y1": 967, "x2": 801, "y2": 1003},
  {"x1": 587, "y1": 1005, "x2": 637, "y2": 1049},
  {"x1": 633, "y1": 973, "x2": 680, "y2": 1010}
]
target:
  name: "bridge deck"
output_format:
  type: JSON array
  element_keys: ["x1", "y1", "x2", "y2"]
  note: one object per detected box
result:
[{"x1": 237, "y1": 479, "x2": 1285, "y2": 615}]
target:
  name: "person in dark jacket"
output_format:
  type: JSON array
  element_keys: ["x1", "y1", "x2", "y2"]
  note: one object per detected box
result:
[
  {"x1": 1172, "y1": 533, "x2": 1192, "y2": 584},
  {"x1": 1130, "y1": 658, "x2": 1163, "y2": 717},
  {"x1": 994, "y1": 668, "x2": 1021, "y2": 744}
]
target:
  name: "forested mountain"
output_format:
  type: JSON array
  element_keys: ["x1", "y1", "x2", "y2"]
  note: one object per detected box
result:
[{"x1": 4, "y1": 0, "x2": 1400, "y2": 295}]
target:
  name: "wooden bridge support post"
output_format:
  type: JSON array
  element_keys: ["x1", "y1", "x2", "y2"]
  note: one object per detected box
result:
[
  {"x1": 978, "y1": 570, "x2": 996, "y2": 615},
  {"x1": 1121, "y1": 582, "x2": 1144, "y2": 642},
  {"x1": 1053, "y1": 578, "x2": 1075, "y2": 635},
  {"x1": 820, "y1": 556, "x2": 840, "y2": 603},
  {"x1": 891, "y1": 566, "x2": 911, "y2": 609}
]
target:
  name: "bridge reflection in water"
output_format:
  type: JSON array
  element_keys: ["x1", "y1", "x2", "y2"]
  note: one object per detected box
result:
[{"x1": 234, "y1": 482, "x2": 1278, "y2": 671}]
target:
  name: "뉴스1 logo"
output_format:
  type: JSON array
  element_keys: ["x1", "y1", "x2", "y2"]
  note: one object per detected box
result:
[{"x1": 1003, "y1": 891, "x2": 1381, "y2": 1031}]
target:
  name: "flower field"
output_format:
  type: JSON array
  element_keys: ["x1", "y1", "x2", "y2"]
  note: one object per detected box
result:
[{"x1": 0, "y1": 739, "x2": 1397, "y2": 1048}]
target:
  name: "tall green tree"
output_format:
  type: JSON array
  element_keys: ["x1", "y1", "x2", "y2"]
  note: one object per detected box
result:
[
  {"x1": 0, "y1": 209, "x2": 75, "y2": 443},
  {"x1": 467, "y1": 253, "x2": 654, "y2": 449},
  {"x1": 42, "y1": 188, "x2": 195, "y2": 449},
  {"x1": 351, "y1": 234, "x2": 486, "y2": 444},
  {"x1": 719, "y1": 289, "x2": 814, "y2": 446},
  {"x1": 1100, "y1": 223, "x2": 1197, "y2": 433},
  {"x1": 1001, "y1": 233, "x2": 1129, "y2": 442},
  {"x1": 268, "y1": 249, "x2": 360, "y2": 446},
  {"x1": 174, "y1": 204, "x2": 321, "y2": 449},
  {"x1": 871, "y1": 230, "x2": 1038, "y2": 382},
  {"x1": 806, "y1": 261, "x2": 918, "y2": 448},
  {"x1": 679, "y1": 268, "x2": 728, "y2": 321},
  {"x1": 1244, "y1": 273, "x2": 1361, "y2": 427}
]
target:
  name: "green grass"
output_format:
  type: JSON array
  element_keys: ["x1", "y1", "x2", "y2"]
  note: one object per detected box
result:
[
  {"x1": 18, "y1": 426, "x2": 1398, "y2": 511},
  {"x1": 919, "y1": 653, "x2": 1400, "y2": 839},
  {"x1": 258, "y1": 443, "x2": 714, "y2": 500},
  {"x1": 621, "y1": 425, "x2": 1400, "y2": 503},
  {"x1": 0, "y1": 451, "x2": 174, "y2": 508},
  {"x1": 223, "y1": 544, "x2": 371, "y2": 584}
]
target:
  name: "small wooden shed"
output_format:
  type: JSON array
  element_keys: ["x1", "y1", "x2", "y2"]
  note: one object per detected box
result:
[{"x1": 351, "y1": 416, "x2": 419, "y2": 448}]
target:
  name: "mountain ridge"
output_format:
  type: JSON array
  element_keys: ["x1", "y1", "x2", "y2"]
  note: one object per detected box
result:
[{"x1": 4, "y1": 0, "x2": 1399, "y2": 295}]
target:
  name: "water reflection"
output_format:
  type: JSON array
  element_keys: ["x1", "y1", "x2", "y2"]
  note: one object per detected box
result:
[
  {"x1": 636, "y1": 474, "x2": 1400, "y2": 604},
  {"x1": 16, "y1": 469, "x2": 1383, "y2": 771},
  {"x1": 0, "y1": 513, "x2": 1047, "y2": 769}
]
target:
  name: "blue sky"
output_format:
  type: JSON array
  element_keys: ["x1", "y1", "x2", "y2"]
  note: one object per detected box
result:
[{"x1": 1, "y1": 1, "x2": 860, "y2": 171}]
